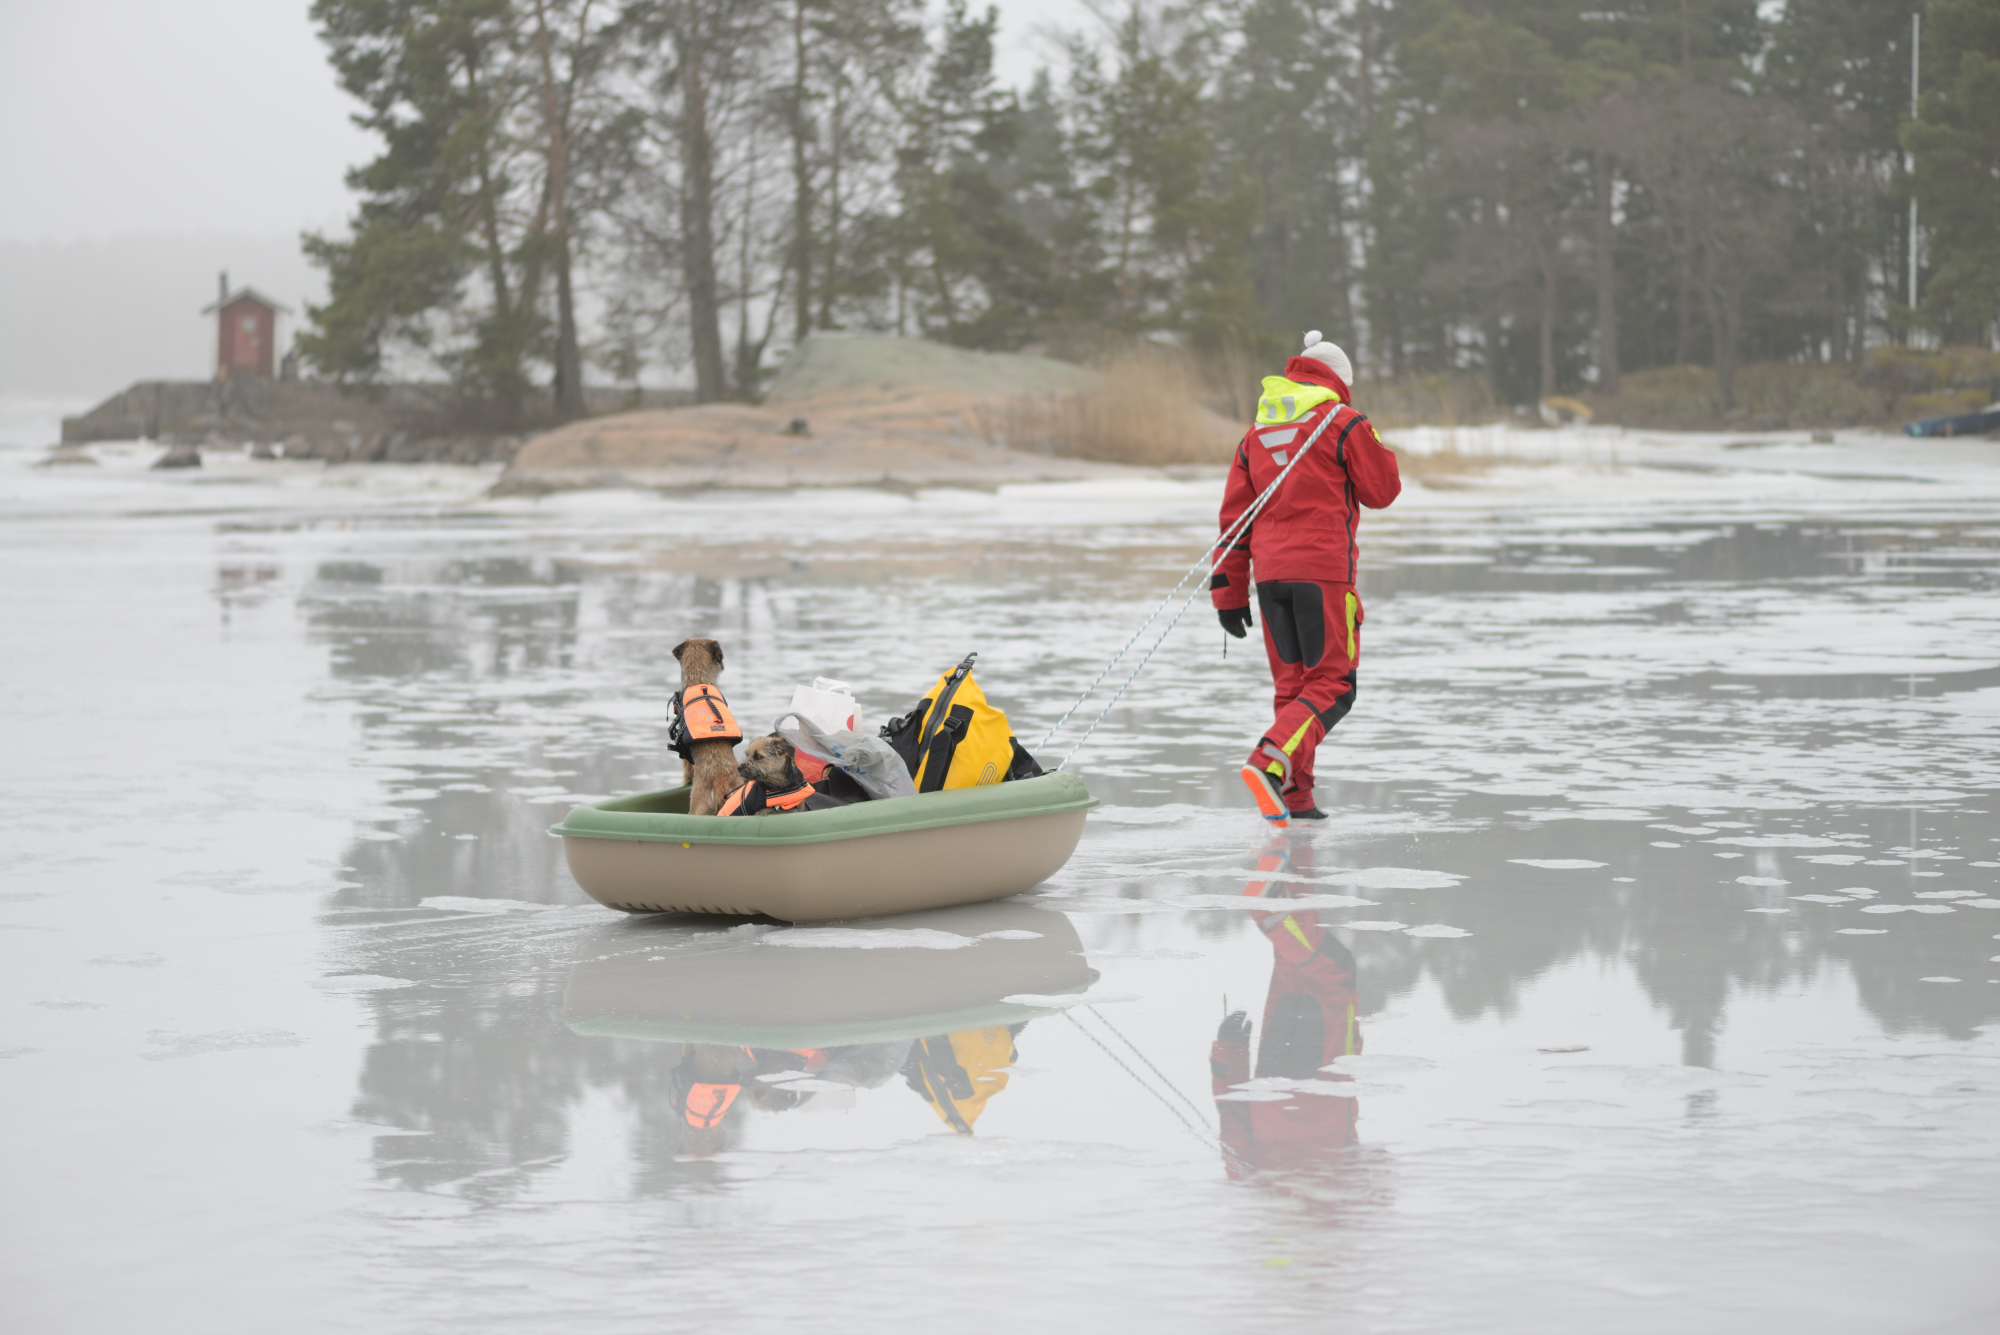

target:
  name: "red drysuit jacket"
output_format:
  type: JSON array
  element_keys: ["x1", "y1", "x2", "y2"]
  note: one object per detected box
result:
[{"x1": 1211, "y1": 357, "x2": 1402, "y2": 609}]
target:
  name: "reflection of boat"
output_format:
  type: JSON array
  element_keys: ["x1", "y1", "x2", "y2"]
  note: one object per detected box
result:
[
  {"x1": 565, "y1": 903, "x2": 1094, "y2": 1149},
  {"x1": 562, "y1": 901, "x2": 1096, "y2": 1048},
  {"x1": 552, "y1": 772, "x2": 1097, "y2": 922}
]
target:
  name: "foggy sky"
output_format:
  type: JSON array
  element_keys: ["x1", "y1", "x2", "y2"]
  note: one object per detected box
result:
[{"x1": 0, "y1": 0, "x2": 1076, "y2": 402}]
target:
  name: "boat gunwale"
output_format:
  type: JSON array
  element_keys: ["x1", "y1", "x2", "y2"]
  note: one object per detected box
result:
[{"x1": 552, "y1": 770, "x2": 1097, "y2": 848}]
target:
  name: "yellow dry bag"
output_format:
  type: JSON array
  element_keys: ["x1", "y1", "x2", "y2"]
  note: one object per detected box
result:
[{"x1": 880, "y1": 654, "x2": 1044, "y2": 793}]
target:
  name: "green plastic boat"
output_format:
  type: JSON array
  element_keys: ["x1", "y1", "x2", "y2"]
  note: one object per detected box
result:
[{"x1": 552, "y1": 771, "x2": 1097, "y2": 922}]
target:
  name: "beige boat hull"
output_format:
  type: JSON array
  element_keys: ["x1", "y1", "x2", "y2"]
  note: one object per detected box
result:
[{"x1": 562, "y1": 806, "x2": 1089, "y2": 922}]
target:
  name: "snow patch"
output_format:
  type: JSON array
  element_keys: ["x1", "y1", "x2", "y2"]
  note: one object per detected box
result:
[
  {"x1": 418, "y1": 896, "x2": 556, "y2": 914},
  {"x1": 144, "y1": 1028, "x2": 304, "y2": 1059}
]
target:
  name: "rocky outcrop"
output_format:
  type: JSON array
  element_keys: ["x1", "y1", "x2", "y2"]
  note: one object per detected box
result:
[
  {"x1": 493, "y1": 335, "x2": 1163, "y2": 495},
  {"x1": 273, "y1": 430, "x2": 525, "y2": 465},
  {"x1": 493, "y1": 393, "x2": 1140, "y2": 496},
  {"x1": 150, "y1": 444, "x2": 202, "y2": 469},
  {"x1": 59, "y1": 379, "x2": 691, "y2": 463},
  {"x1": 36, "y1": 445, "x2": 99, "y2": 467}
]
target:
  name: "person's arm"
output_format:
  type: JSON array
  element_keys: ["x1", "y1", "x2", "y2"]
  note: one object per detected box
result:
[
  {"x1": 1343, "y1": 415, "x2": 1402, "y2": 509},
  {"x1": 1211, "y1": 438, "x2": 1256, "y2": 609}
]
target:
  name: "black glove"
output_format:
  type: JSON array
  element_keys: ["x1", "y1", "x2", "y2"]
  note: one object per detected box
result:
[
  {"x1": 1218, "y1": 606, "x2": 1253, "y2": 639},
  {"x1": 1216, "y1": 1009, "x2": 1252, "y2": 1045}
]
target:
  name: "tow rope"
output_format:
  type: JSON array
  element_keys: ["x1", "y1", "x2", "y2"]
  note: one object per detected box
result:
[{"x1": 1036, "y1": 404, "x2": 1363, "y2": 771}]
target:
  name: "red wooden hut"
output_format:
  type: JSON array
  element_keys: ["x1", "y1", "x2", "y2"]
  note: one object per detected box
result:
[{"x1": 201, "y1": 274, "x2": 289, "y2": 380}]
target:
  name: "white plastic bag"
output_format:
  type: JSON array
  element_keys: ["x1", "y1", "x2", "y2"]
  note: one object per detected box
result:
[
  {"x1": 775, "y1": 682, "x2": 915, "y2": 801},
  {"x1": 788, "y1": 677, "x2": 863, "y2": 737}
]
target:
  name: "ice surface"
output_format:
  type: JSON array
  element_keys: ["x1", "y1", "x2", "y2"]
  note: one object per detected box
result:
[
  {"x1": 764, "y1": 928, "x2": 978, "y2": 950},
  {"x1": 4, "y1": 425, "x2": 2000, "y2": 1333}
]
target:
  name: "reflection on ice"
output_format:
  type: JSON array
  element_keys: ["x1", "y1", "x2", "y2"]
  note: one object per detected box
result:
[
  {"x1": 564, "y1": 903, "x2": 1094, "y2": 1047},
  {"x1": 1213, "y1": 839, "x2": 1370, "y2": 1183},
  {"x1": 561, "y1": 904, "x2": 1094, "y2": 1151}
]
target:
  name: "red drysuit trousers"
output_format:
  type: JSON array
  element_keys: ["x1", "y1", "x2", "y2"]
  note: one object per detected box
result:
[{"x1": 1250, "y1": 579, "x2": 1360, "y2": 808}]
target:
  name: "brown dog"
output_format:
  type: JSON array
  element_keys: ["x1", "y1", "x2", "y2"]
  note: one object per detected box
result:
[
  {"x1": 729, "y1": 733, "x2": 867, "y2": 812},
  {"x1": 672, "y1": 638, "x2": 739, "y2": 816},
  {"x1": 736, "y1": 733, "x2": 808, "y2": 792}
]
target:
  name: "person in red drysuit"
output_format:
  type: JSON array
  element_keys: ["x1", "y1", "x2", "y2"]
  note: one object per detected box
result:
[
  {"x1": 1211, "y1": 837, "x2": 1364, "y2": 1179},
  {"x1": 1213, "y1": 331, "x2": 1401, "y2": 824}
]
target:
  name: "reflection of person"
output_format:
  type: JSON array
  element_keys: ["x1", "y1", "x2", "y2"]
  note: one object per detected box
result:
[
  {"x1": 1211, "y1": 841, "x2": 1363, "y2": 1178},
  {"x1": 902, "y1": 1026, "x2": 1022, "y2": 1134},
  {"x1": 1212, "y1": 332, "x2": 1401, "y2": 825}
]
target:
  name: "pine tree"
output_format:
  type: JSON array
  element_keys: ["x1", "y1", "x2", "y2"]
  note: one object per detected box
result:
[
  {"x1": 302, "y1": 0, "x2": 612, "y2": 425},
  {"x1": 1906, "y1": 0, "x2": 2000, "y2": 346}
]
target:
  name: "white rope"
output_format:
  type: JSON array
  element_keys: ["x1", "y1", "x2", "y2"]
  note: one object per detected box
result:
[{"x1": 1040, "y1": 404, "x2": 1357, "y2": 770}]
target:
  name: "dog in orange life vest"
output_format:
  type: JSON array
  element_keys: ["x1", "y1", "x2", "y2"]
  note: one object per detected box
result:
[
  {"x1": 719, "y1": 734, "x2": 852, "y2": 816},
  {"x1": 671, "y1": 638, "x2": 742, "y2": 816}
]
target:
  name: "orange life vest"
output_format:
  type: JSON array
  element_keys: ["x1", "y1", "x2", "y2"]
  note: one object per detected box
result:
[
  {"x1": 716, "y1": 778, "x2": 817, "y2": 817},
  {"x1": 669, "y1": 683, "x2": 742, "y2": 760},
  {"x1": 684, "y1": 1081, "x2": 740, "y2": 1129}
]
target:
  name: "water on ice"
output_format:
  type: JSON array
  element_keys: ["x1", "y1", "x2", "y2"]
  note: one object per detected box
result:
[{"x1": 4, "y1": 417, "x2": 2000, "y2": 1333}]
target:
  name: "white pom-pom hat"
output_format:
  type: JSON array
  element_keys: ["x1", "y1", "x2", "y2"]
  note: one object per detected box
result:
[{"x1": 1298, "y1": 329, "x2": 1352, "y2": 385}]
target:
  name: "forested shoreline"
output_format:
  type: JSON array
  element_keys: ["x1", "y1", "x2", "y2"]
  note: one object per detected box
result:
[{"x1": 298, "y1": 0, "x2": 2000, "y2": 429}]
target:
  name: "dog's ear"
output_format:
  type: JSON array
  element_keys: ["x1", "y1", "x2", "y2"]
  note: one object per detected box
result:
[
  {"x1": 711, "y1": 641, "x2": 725, "y2": 670},
  {"x1": 671, "y1": 639, "x2": 688, "y2": 662}
]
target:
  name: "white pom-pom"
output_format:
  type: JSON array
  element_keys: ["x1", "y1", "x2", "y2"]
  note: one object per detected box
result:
[{"x1": 1303, "y1": 330, "x2": 1322, "y2": 348}]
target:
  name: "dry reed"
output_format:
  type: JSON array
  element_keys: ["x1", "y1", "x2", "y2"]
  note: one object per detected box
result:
[{"x1": 971, "y1": 347, "x2": 1240, "y2": 465}]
